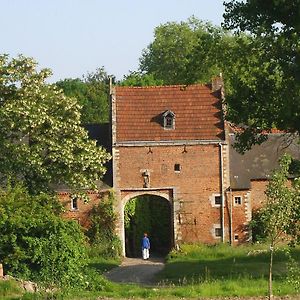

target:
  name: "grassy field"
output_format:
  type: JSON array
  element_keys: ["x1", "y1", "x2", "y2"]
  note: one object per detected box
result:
[{"x1": 1, "y1": 243, "x2": 300, "y2": 299}]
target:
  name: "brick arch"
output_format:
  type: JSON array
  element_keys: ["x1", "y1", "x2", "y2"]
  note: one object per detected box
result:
[
  {"x1": 120, "y1": 190, "x2": 174, "y2": 256},
  {"x1": 122, "y1": 191, "x2": 171, "y2": 207}
]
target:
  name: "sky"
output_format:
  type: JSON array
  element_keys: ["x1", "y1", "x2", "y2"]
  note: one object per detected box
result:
[{"x1": 1, "y1": 0, "x2": 225, "y2": 82}]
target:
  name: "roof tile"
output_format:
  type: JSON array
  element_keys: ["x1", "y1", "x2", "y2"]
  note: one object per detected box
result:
[{"x1": 115, "y1": 84, "x2": 224, "y2": 142}]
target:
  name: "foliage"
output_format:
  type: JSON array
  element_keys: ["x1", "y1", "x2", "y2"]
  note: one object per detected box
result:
[
  {"x1": 86, "y1": 191, "x2": 121, "y2": 258},
  {"x1": 0, "y1": 55, "x2": 110, "y2": 193},
  {"x1": 223, "y1": 0, "x2": 300, "y2": 151},
  {"x1": 124, "y1": 195, "x2": 171, "y2": 257},
  {"x1": 139, "y1": 16, "x2": 235, "y2": 85},
  {"x1": 162, "y1": 243, "x2": 300, "y2": 282},
  {"x1": 56, "y1": 67, "x2": 110, "y2": 124},
  {"x1": 3, "y1": 244, "x2": 300, "y2": 299},
  {"x1": 120, "y1": 71, "x2": 164, "y2": 86},
  {"x1": 252, "y1": 154, "x2": 300, "y2": 299},
  {"x1": 249, "y1": 209, "x2": 268, "y2": 242},
  {"x1": 0, "y1": 184, "x2": 87, "y2": 288}
]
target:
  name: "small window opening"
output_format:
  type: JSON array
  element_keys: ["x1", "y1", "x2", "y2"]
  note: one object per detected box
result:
[
  {"x1": 234, "y1": 196, "x2": 242, "y2": 205},
  {"x1": 71, "y1": 197, "x2": 78, "y2": 210},
  {"x1": 174, "y1": 163, "x2": 181, "y2": 172},
  {"x1": 234, "y1": 234, "x2": 239, "y2": 241},
  {"x1": 215, "y1": 228, "x2": 222, "y2": 237},
  {"x1": 214, "y1": 195, "x2": 222, "y2": 205},
  {"x1": 163, "y1": 110, "x2": 175, "y2": 130}
]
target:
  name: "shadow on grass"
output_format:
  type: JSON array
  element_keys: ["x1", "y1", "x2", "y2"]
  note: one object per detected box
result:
[{"x1": 157, "y1": 247, "x2": 300, "y2": 284}]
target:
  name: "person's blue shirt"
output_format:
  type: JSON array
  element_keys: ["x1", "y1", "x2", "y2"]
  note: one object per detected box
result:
[{"x1": 141, "y1": 236, "x2": 150, "y2": 249}]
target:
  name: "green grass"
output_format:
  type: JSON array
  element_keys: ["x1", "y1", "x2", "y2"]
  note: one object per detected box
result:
[
  {"x1": 0, "y1": 280, "x2": 23, "y2": 300},
  {"x1": 88, "y1": 256, "x2": 120, "y2": 274},
  {"x1": 2, "y1": 243, "x2": 300, "y2": 299},
  {"x1": 156, "y1": 243, "x2": 300, "y2": 283}
]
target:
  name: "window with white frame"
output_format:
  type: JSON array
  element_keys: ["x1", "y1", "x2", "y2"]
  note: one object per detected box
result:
[
  {"x1": 210, "y1": 193, "x2": 222, "y2": 207},
  {"x1": 214, "y1": 195, "x2": 222, "y2": 205},
  {"x1": 212, "y1": 224, "x2": 222, "y2": 239},
  {"x1": 215, "y1": 227, "x2": 222, "y2": 238},
  {"x1": 234, "y1": 196, "x2": 242, "y2": 206}
]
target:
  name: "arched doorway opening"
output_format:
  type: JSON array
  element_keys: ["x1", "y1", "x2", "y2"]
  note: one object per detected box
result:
[{"x1": 124, "y1": 194, "x2": 172, "y2": 258}]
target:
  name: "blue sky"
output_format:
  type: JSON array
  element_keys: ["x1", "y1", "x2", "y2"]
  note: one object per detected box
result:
[{"x1": 1, "y1": 1, "x2": 225, "y2": 82}]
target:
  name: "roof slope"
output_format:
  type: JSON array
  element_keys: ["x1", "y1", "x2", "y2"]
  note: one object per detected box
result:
[
  {"x1": 115, "y1": 84, "x2": 224, "y2": 142},
  {"x1": 229, "y1": 133, "x2": 300, "y2": 189}
]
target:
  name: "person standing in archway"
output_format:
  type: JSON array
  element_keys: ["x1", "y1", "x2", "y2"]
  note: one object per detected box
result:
[{"x1": 141, "y1": 233, "x2": 150, "y2": 260}]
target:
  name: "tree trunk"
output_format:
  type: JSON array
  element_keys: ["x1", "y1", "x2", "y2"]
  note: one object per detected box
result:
[{"x1": 269, "y1": 244, "x2": 274, "y2": 300}]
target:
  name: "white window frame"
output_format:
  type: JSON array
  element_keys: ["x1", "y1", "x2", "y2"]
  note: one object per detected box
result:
[
  {"x1": 210, "y1": 193, "x2": 222, "y2": 207},
  {"x1": 234, "y1": 195, "x2": 242, "y2": 206},
  {"x1": 212, "y1": 224, "x2": 222, "y2": 239}
]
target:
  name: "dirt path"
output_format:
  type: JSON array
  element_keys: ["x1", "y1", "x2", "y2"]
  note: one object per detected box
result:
[{"x1": 104, "y1": 257, "x2": 164, "y2": 285}]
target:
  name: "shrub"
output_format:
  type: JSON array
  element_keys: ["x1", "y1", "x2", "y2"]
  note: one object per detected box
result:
[
  {"x1": 0, "y1": 184, "x2": 87, "y2": 288},
  {"x1": 86, "y1": 191, "x2": 121, "y2": 258}
]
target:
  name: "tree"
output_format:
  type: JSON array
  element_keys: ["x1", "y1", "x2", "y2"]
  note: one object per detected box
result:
[
  {"x1": 223, "y1": 0, "x2": 300, "y2": 151},
  {"x1": 120, "y1": 71, "x2": 164, "y2": 87},
  {"x1": 257, "y1": 154, "x2": 299, "y2": 299},
  {"x1": 56, "y1": 67, "x2": 110, "y2": 124},
  {"x1": 139, "y1": 17, "x2": 235, "y2": 85},
  {"x1": 0, "y1": 55, "x2": 110, "y2": 193},
  {"x1": 0, "y1": 184, "x2": 87, "y2": 288}
]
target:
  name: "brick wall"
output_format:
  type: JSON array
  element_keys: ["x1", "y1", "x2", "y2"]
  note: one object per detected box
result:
[
  {"x1": 115, "y1": 143, "x2": 227, "y2": 244},
  {"x1": 59, "y1": 190, "x2": 110, "y2": 228},
  {"x1": 225, "y1": 190, "x2": 251, "y2": 244},
  {"x1": 250, "y1": 179, "x2": 268, "y2": 212}
]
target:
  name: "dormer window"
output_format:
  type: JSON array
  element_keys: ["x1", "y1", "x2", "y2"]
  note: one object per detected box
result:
[{"x1": 162, "y1": 110, "x2": 175, "y2": 130}]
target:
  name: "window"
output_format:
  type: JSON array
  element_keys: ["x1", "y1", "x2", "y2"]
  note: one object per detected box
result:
[
  {"x1": 174, "y1": 163, "x2": 181, "y2": 172},
  {"x1": 234, "y1": 196, "x2": 242, "y2": 205},
  {"x1": 71, "y1": 197, "x2": 78, "y2": 210},
  {"x1": 214, "y1": 195, "x2": 222, "y2": 205},
  {"x1": 162, "y1": 110, "x2": 175, "y2": 129},
  {"x1": 234, "y1": 234, "x2": 239, "y2": 241},
  {"x1": 215, "y1": 228, "x2": 222, "y2": 237},
  {"x1": 210, "y1": 193, "x2": 222, "y2": 207}
]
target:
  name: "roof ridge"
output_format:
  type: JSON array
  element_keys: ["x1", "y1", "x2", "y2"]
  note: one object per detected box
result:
[{"x1": 115, "y1": 83, "x2": 209, "y2": 89}]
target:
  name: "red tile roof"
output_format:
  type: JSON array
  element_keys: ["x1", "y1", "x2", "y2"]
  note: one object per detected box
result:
[{"x1": 115, "y1": 84, "x2": 224, "y2": 142}]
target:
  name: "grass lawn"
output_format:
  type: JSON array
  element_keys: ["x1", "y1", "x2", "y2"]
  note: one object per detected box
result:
[{"x1": 1, "y1": 243, "x2": 300, "y2": 299}]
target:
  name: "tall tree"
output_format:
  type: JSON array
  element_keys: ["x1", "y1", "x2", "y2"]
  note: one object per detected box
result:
[
  {"x1": 56, "y1": 67, "x2": 110, "y2": 124},
  {"x1": 139, "y1": 17, "x2": 235, "y2": 85},
  {"x1": 223, "y1": 0, "x2": 300, "y2": 151},
  {"x1": 120, "y1": 71, "x2": 164, "y2": 87},
  {"x1": 0, "y1": 55, "x2": 110, "y2": 193}
]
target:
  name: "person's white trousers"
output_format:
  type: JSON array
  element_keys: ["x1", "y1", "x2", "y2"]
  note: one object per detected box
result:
[{"x1": 142, "y1": 248, "x2": 149, "y2": 260}]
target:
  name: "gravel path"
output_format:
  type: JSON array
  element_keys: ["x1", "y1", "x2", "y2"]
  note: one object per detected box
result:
[{"x1": 104, "y1": 257, "x2": 164, "y2": 285}]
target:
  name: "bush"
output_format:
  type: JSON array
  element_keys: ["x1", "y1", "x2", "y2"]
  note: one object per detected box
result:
[
  {"x1": 0, "y1": 184, "x2": 87, "y2": 288},
  {"x1": 86, "y1": 191, "x2": 121, "y2": 258}
]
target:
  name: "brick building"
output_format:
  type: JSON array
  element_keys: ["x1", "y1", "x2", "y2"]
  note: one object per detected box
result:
[
  {"x1": 59, "y1": 80, "x2": 300, "y2": 256},
  {"x1": 111, "y1": 80, "x2": 233, "y2": 255}
]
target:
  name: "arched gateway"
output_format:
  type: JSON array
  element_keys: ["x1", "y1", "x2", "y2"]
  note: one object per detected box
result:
[
  {"x1": 116, "y1": 189, "x2": 177, "y2": 256},
  {"x1": 122, "y1": 192, "x2": 173, "y2": 257},
  {"x1": 111, "y1": 82, "x2": 230, "y2": 256}
]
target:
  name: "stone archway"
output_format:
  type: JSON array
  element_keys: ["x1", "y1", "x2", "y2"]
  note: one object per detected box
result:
[{"x1": 120, "y1": 190, "x2": 174, "y2": 257}]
